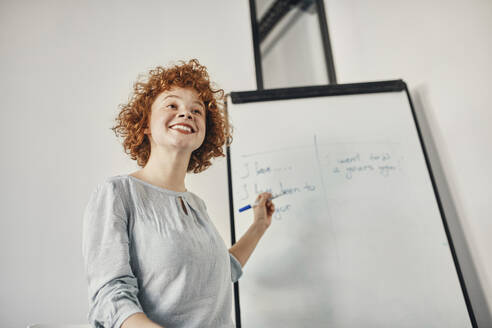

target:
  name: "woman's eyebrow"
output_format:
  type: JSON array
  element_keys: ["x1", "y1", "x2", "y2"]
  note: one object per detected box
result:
[
  {"x1": 193, "y1": 100, "x2": 205, "y2": 108},
  {"x1": 162, "y1": 95, "x2": 181, "y2": 102}
]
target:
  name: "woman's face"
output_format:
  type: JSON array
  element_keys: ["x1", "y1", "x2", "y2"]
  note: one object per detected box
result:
[{"x1": 144, "y1": 87, "x2": 206, "y2": 154}]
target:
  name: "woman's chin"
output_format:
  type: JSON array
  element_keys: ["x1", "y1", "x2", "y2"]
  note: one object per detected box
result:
[{"x1": 158, "y1": 142, "x2": 196, "y2": 154}]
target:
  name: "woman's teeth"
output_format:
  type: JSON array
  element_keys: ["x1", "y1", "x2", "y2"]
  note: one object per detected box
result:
[{"x1": 171, "y1": 125, "x2": 193, "y2": 133}]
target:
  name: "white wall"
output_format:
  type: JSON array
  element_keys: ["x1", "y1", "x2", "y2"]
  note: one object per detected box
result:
[
  {"x1": 0, "y1": 1, "x2": 255, "y2": 327},
  {"x1": 1, "y1": 0, "x2": 491, "y2": 327},
  {"x1": 324, "y1": 0, "x2": 492, "y2": 325}
]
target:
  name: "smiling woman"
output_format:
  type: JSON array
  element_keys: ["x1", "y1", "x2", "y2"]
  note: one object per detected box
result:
[
  {"x1": 146, "y1": 87, "x2": 208, "y2": 163},
  {"x1": 111, "y1": 59, "x2": 232, "y2": 174},
  {"x1": 82, "y1": 59, "x2": 276, "y2": 328}
]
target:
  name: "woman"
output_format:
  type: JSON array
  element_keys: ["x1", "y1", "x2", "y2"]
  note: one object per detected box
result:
[{"x1": 82, "y1": 59, "x2": 275, "y2": 328}]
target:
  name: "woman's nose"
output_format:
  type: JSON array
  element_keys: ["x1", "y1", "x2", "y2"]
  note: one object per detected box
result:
[{"x1": 178, "y1": 110, "x2": 192, "y2": 119}]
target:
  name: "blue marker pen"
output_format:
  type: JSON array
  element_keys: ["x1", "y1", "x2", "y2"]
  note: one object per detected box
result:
[{"x1": 238, "y1": 191, "x2": 287, "y2": 212}]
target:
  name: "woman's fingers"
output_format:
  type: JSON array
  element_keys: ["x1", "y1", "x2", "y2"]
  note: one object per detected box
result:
[
  {"x1": 255, "y1": 193, "x2": 275, "y2": 218},
  {"x1": 258, "y1": 192, "x2": 271, "y2": 203},
  {"x1": 265, "y1": 198, "x2": 274, "y2": 215}
]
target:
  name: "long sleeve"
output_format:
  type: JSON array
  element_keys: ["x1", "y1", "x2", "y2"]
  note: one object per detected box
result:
[{"x1": 82, "y1": 181, "x2": 144, "y2": 328}]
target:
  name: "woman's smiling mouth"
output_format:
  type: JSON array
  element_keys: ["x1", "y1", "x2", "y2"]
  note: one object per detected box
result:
[{"x1": 169, "y1": 124, "x2": 195, "y2": 134}]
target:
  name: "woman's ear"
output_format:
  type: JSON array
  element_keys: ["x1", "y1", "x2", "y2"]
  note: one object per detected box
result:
[
  {"x1": 143, "y1": 120, "x2": 151, "y2": 135},
  {"x1": 143, "y1": 112, "x2": 152, "y2": 135}
]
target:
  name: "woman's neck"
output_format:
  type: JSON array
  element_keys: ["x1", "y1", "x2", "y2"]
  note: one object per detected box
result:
[{"x1": 131, "y1": 148, "x2": 190, "y2": 192}]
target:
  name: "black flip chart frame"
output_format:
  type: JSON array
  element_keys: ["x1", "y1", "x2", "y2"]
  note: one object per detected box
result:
[
  {"x1": 225, "y1": 80, "x2": 477, "y2": 327},
  {"x1": 248, "y1": 0, "x2": 337, "y2": 89}
]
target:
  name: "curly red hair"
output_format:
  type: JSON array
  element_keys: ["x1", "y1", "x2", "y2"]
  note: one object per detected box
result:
[{"x1": 111, "y1": 59, "x2": 233, "y2": 173}]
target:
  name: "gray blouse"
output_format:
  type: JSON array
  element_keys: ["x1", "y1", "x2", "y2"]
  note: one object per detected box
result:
[{"x1": 82, "y1": 174, "x2": 243, "y2": 328}]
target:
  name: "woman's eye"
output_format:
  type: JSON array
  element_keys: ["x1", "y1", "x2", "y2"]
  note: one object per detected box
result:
[
  {"x1": 194, "y1": 109, "x2": 202, "y2": 114},
  {"x1": 167, "y1": 104, "x2": 176, "y2": 109}
]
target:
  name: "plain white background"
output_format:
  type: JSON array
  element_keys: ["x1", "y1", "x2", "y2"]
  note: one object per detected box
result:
[{"x1": 0, "y1": 0, "x2": 490, "y2": 327}]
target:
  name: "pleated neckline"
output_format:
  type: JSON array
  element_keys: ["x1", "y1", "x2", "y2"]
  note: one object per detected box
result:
[{"x1": 125, "y1": 174, "x2": 189, "y2": 196}]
